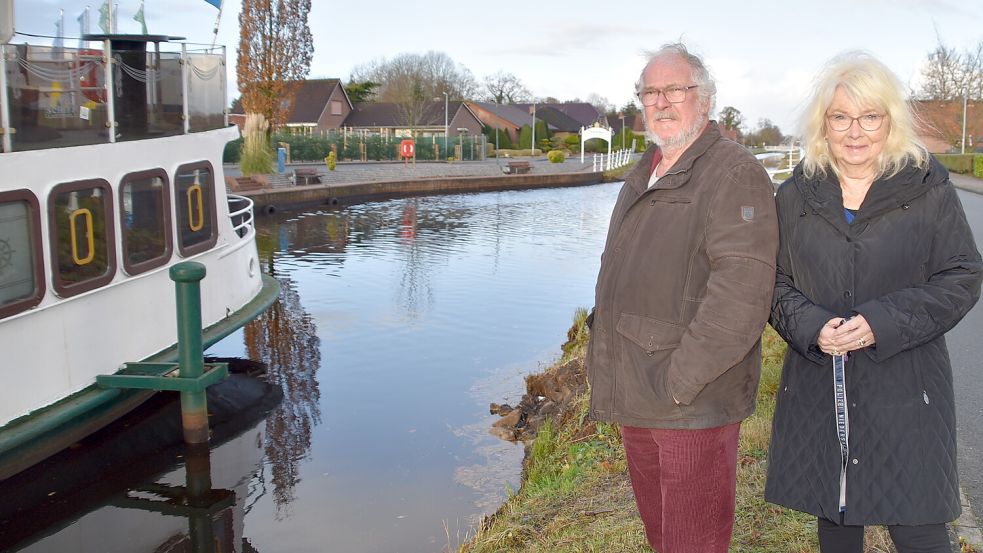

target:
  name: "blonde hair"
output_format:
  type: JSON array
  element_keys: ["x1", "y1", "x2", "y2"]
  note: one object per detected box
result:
[{"x1": 799, "y1": 51, "x2": 927, "y2": 180}]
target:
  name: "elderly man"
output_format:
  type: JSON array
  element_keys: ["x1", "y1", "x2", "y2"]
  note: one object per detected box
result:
[{"x1": 585, "y1": 43, "x2": 778, "y2": 553}]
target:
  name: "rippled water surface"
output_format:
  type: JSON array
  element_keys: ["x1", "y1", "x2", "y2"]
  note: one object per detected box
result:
[{"x1": 6, "y1": 182, "x2": 622, "y2": 553}]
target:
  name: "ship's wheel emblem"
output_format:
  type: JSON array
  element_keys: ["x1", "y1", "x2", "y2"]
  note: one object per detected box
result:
[{"x1": 0, "y1": 239, "x2": 12, "y2": 276}]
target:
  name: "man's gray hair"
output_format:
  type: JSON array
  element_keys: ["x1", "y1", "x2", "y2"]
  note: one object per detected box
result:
[{"x1": 636, "y1": 42, "x2": 717, "y2": 114}]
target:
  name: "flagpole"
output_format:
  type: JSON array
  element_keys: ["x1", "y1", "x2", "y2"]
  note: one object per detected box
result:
[{"x1": 210, "y1": 1, "x2": 223, "y2": 50}]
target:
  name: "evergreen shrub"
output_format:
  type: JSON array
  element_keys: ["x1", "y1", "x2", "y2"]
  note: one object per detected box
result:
[{"x1": 547, "y1": 150, "x2": 565, "y2": 163}]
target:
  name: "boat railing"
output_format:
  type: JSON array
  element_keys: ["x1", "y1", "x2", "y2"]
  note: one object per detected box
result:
[
  {"x1": 227, "y1": 194, "x2": 254, "y2": 239},
  {"x1": 0, "y1": 39, "x2": 227, "y2": 153}
]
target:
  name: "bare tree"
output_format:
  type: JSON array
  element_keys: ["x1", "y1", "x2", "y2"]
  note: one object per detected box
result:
[
  {"x1": 963, "y1": 40, "x2": 983, "y2": 100},
  {"x1": 236, "y1": 0, "x2": 314, "y2": 130},
  {"x1": 483, "y1": 71, "x2": 532, "y2": 104},
  {"x1": 586, "y1": 93, "x2": 614, "y2": 116},
  {"x1": 351, "y1": 51, "x2": 477, "y2": 103},
  {"x1": 920, "y1": 38, "x2": 963, "y2": 100}
]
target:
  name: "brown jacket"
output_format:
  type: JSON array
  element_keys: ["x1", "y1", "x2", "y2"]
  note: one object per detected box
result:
[{"x1": 586, "y1": 122, "x2": 778, "y2": 429}]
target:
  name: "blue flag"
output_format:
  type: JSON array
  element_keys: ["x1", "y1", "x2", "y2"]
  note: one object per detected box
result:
[{"x1": 203, "y1": 0, "x2": 221, "y2": 7}]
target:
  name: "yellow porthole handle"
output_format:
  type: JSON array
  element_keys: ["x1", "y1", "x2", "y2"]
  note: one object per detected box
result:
[
  {"x1": 187, "y1": 184, "x2": 205, "y2": 232},
  {"x1": 69, "y1": 208, "x2": 95, "y2": 265}
]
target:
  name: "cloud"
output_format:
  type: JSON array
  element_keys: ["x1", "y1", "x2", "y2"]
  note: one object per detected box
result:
[{"x1": 480, "y1": 20, "x2": 652, "y2": 57}]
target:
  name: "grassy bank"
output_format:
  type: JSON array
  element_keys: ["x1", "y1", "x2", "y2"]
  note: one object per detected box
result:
[{"x1": 461, "y1": 314, "x2": 917, "y2": 553}]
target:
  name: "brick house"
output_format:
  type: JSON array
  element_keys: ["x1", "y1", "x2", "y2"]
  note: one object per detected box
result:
[
  {"x1": 229, "y1": 78, "x2": 353, "y2": 133},
  {"x1": 914, "y1": 99, "x2": 982, "y2": 153},
  {"x1": 342, "y1": 101, "x2": 483, "y2": 138}
]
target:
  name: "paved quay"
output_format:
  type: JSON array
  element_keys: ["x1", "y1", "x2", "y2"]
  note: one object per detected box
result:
[{"x1": 227, "y1": 156, "x2": 620, "y2": 211}]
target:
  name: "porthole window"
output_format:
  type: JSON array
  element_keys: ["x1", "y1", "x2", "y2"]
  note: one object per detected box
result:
[
  {"x1": 174, "y1": 161, "x2": 217, "y2": 256},
  {"x1": 119, "y1": 169, "x2": 172, "y2": 274},
  {"x1": 49, "y1": 179, "x2": 116, "y2": 297},
  {"x1": 0, "y1": 190, "x2": 44, "y2": 319}
]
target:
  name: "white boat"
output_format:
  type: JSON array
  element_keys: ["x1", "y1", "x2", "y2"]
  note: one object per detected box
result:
[{"x1": 0, "y1": 18, "x2": 278, "y2": 479}]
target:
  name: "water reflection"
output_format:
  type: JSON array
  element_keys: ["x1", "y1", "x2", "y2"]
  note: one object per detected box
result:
[
  {"x1": 243, "y1": 275, "x2": 322, "y2": 514},
  {"x1": 206, "y1": 183, "x2": 622, "y2": 552},
  {"x1": 0, "y1": 375, "x2": 280, "y2": 552}
]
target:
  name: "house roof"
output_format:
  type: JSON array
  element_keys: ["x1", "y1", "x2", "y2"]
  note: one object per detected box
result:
[
  {"x1": 344, "y1": 101, "x2": 470, "y2": 128},
  {"x1": 607, "y1": 113, "x2": 646, "y2": 133},
  {"x1": 469, "y1": 101, "x2": 535, "y2": 128},
  {"x1": 289, "y1": 79, "x2": 350, "y2": 124},
  {"x1": 537, "y1": 106, "x2": 583, "y2": 133},
  {"x1": 514, "y1": 102, "x2": 603, "y2": 127},
  {"x1": 230, "y1": 78, "x2": 353, "y2": 123}
]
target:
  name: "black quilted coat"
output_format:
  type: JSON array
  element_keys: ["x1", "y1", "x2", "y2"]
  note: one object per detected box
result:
[{"x1": 765, "y1": 156, "x2": 982, "y2": 525}]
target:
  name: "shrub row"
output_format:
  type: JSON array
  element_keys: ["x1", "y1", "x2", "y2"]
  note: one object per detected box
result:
[{"x1": 935, "y1": 154, "x2": 983, "y2": 179}]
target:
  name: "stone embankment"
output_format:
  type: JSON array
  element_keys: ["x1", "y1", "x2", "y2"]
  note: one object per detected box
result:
[{"x1": 227, "y1": 157, "x2": 625, "y2": 211}]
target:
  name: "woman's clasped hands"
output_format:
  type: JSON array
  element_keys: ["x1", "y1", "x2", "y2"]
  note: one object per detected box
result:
[{"x1": 817, "y1": 315, "x2": 876, "y2": 356}]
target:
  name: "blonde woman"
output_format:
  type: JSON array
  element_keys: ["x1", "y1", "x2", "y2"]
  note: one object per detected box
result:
[{"x1": 766, "y1": 51, "x2": 983, "y2": 552}]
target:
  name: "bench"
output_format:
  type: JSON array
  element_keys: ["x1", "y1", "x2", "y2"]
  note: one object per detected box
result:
[
  {"x1": 502, "y1": 161, "x2": 531, "y2": 175},
  {"x1": 294, "y1": 167, "x2": 322, "y2": 185}
]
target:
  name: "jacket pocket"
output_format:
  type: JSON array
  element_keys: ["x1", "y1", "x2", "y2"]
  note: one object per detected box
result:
[
  {"x1": 615, "y1": 313, "x2": 685, "y2": 418},
  {"x1": 616, "y1": 312, "x2": 686, "y2": 353},
  {"x1": 649, "y1": 195, "x2": 692, "y2": 205}
]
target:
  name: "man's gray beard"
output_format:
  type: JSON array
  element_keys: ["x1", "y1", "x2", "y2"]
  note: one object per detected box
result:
[{"x1": 645, "y1": 115, "x2": 706, "y2": 155}]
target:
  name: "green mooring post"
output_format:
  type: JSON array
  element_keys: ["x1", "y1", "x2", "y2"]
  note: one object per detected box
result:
[{"x1": 170, "y1": 261, "x2": 209, "y2": 444}]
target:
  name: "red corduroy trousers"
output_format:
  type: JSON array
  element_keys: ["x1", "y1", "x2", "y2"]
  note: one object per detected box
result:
[{"x1": 621, "y1": 422, "x2": 741, "y2": 553}]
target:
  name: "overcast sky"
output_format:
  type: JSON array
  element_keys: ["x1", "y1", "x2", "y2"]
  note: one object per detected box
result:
[{"x1": 17, "y1": 0, "x2": 983, "y2": 133}]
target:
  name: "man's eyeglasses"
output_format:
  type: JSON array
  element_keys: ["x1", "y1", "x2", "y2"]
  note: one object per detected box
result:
[
  {"x1": 826, "y1": 113, "x2": 886, "y2": 132},
  {"x1": 637, "y1": 85, "x2": 699, "y2": 106}
]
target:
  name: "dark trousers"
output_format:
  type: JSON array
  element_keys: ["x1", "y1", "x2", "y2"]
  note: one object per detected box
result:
[
  {"x1": 621, "y1": 422, "x2": 741, "y2": 553},
  {"x1": 818, "y1": 516, "x2": 951, "y2": 553}
]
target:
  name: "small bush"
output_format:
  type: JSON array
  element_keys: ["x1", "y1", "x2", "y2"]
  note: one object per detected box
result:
[
  {"x1": 547, "y1": 150, "x2": 565, "y2": 163},
  {"x1": 975, "y1": 155, "x2": 983, "y2": 178},
  {"x1": 325, "y1": 151, "x2": 336, "y2": 171}
]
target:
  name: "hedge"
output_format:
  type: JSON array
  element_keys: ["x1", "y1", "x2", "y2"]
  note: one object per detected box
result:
[{"x1": 936, "y1": 154, "x2": 976, "y2": 174}]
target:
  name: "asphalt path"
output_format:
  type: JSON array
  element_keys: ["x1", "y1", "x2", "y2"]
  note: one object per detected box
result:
[{"x1": 949, "y1": 177, "x2": 983, "y2": 527}]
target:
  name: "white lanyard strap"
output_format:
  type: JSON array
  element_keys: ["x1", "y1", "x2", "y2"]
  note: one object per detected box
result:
[{"x1": 833, "y1": 353, "x2": 850, "y2": 512}]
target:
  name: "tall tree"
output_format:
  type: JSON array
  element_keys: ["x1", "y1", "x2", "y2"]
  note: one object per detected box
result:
[
  {"x1": 718, "y1": 106, "x2": 744, "y2": 132},
  {"x1": 619, "y1": 100, "x2": 640, "y2": 117},
  {"x1": 236, "y1": 0, "x2": 314, "y2": 130},
  {"x1": 345, "y1": 80, "x2": 380, "y2": 103},
  {"x1": 746, "y1": 118, "x2": 784, "y2": 147},
  {"x1": 483, "y1": 71, "x2": 532, "y2": 104}
]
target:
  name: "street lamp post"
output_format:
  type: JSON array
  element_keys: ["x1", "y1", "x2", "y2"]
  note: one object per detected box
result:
[
  {"x1": 619, "y1": 112, "x2": 625, "y2": 150},
  {"x1": 443, "y1": 91, "x2": 449, "y2": 161},
  {"x1": 530, "y1": 103, "x2": 536, "y2": 157},
  {"x1": 495, "y1": 101, "x2": 500, "y2": 160},
  {"x1": 962, "y1": 90, "x2": 968, "y2": 155}
]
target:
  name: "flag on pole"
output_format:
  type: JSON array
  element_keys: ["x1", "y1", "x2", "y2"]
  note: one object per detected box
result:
[
  {"x1": 133, "y1": 1, "x2": 147, "y2": 34},
  {"x1": 98, "y1": 0, "x2": 111, "y2": 33},
  {"x1": 77, "y1": 8, "x2": 88, "y2": 48},
  {"x1": 203, "y1": 0, "x2": 221, "y2": 8},
  {"x1": 53, "y1": 12, "x2": 64, "y2": 53}
]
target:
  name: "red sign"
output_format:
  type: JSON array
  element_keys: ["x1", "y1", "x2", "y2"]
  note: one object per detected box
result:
[{"x1": 399, "y1": 139, "x2": 415, "y2": 159}]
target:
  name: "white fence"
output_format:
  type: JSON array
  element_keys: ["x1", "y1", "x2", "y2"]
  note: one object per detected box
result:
[{"x1": 592, "y1": 149, "x2": 633, "y2": 172}]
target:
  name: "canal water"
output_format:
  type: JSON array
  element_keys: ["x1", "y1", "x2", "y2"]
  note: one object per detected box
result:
[{"x1": 1, "y1": 182, "x2": 621, "y2": 553}]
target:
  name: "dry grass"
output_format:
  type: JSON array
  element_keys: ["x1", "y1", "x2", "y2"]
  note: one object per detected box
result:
[{"x1": 462, "y1": 319, "x2": 908, "y2": 552}]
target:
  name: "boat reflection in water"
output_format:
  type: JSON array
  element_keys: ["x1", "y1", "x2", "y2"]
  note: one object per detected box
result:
[{"x1": 0, "y1": 263, "x2": 322, "y2": 552}]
